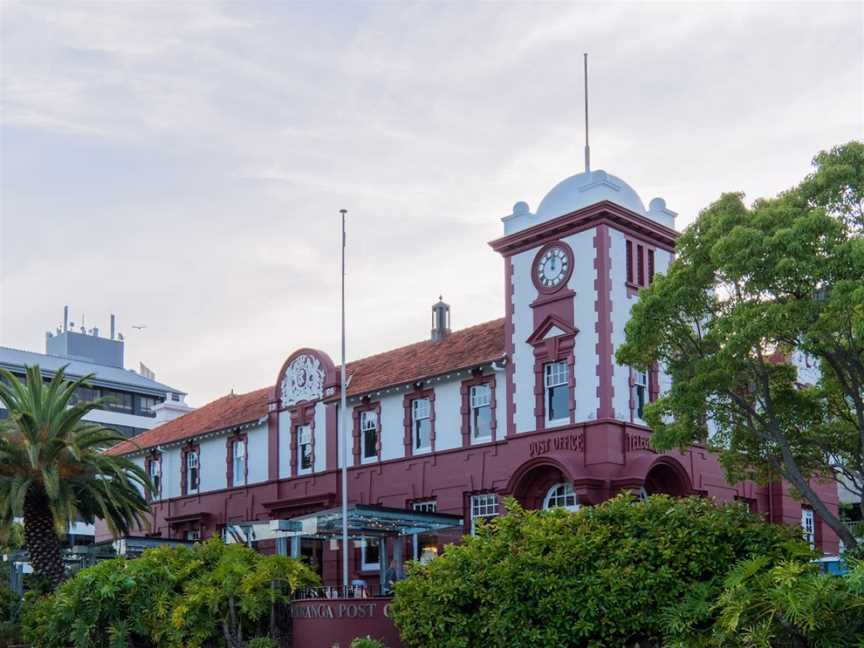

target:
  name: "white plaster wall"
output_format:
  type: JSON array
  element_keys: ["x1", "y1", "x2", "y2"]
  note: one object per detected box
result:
[
  {"x1": 278, "y1": 411, "x2": 292, "y2": 479},
  {"x1": 610, "y1": 233, "x2": 676, "y2": 422},
  {"x1": 160, "y1": 446, "x2": 182, "y2": 499},
  {"x1": 378, "y1": 393, "x2": 405, "y2": 461},
  {"x1": 494, "y1": 371, "x2": 507, "y2": 439},
  {"x1": 314, "y1": 402, "x2": 326, "y2": 473},
  {"x1": 511, "y1": 249, "x2": 538, "y2": 433},
  {"x1": 199, "y1": 435, "x2": 228, "y2": 492},
  {"x1": 562, "y1": 229, "x2": 598, "y2": 422},
  {"x1": 434, "y1": 381, "x2": 462, "y2": 451},
  {"x1": 246, "y1": 422, "x2": 268, "y2": 484},
  {"x1": 609, "y1": 228, "x2": 632, "y2": 421}
]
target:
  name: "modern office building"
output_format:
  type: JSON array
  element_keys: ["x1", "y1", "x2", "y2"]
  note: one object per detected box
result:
[
  {"x1": 105, "y1": 168, "x2": 840, "y2": 593},
  {"x1": 1, "y1": 311, "x2": 192, "y2": 438}
]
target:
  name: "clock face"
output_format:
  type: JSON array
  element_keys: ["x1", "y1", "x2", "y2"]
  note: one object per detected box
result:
[{"x1": 536, "y1": 245, "x2": 570, "y2": 289}]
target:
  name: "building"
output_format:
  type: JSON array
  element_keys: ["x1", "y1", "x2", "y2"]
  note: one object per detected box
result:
[
  {"x1": 1, "y1": 311, "x2": 192, "y2": 439},
  {"x1": 104, "y1": 169, "x2": 840, "y2": 590}
]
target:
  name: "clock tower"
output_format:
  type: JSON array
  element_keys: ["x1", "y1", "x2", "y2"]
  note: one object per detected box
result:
[{"x1": 490, "y1": 169, "x2": 678, "y2": 442}]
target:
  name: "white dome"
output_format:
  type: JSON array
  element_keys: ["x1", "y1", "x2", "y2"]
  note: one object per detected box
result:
[{"x1": 535, "y1": 169, "x2": 646, "y2": 221}]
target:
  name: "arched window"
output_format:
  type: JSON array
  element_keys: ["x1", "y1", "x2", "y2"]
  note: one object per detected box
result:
[{"x1": 542, "y1": 482, "x2": 579, "y2": 512}]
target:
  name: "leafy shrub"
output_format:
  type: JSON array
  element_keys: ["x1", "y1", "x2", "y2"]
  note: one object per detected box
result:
[
  {"x1": 351, "y1": 637, "x2": 389, "y2": 648},
  {"x1": 390, "y1": 494, "x2": 802, "y2": 648},
  {"x1": 21, "y1": 537, "x2": 319, "y2": 648},
  {"x1": 664, "y1": 557, "x2": 864, "y2": 647},
  {"x1": 247, "y1": 639, "x2": 279, "y2": 648}
]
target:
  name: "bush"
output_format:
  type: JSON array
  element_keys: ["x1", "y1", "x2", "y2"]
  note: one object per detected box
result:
[
  {"x1": 21, "y1": 537, "x2": 319, "y2": 648},
  {"x1": 351, "y1": 637, "x2": 389, "y2": 648},
  {"x1": 247, "y1": 639, "x2": 279, "y2": 648},
  {"x1": 390, "y1": 494, "x2": 802, "y2": 648},
  {"x1": 664, "y1": 557, "x2": 864, "y2": 647}
]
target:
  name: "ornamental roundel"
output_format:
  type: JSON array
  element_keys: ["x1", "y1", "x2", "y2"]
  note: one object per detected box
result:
[{"x1": 281, "y1": 354, "x2": 325, "y2": 406}]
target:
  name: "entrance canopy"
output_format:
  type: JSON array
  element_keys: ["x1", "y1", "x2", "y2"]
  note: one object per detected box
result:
[
  {"x1": 278, "y1": 504, "x2": 463, "y2": 540},
  {"x1": 225, "y1": 504, "x2": 463, "y2": 545}
]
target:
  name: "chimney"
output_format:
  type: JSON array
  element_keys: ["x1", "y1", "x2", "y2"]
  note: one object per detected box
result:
[{"x1": 431, "y1": 296, "x2": 451, "y2": 342}]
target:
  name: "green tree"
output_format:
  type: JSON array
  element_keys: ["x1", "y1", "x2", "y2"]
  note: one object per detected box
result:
[
  {"x1": 20, "y1": 538, "x2": 319, "y2": 648},
  {"x1": 663, "y1": 557, "x2": 864, "y2": 647},
  {"x1": 0, "y1": 365, "x2": 151, "y2": 588},
  {"x1": 616, "y1": 141, "x2": 864, "y2": 548},
  {"x1": 390, "y1": 495, "x2": 801, "y2": 648}
]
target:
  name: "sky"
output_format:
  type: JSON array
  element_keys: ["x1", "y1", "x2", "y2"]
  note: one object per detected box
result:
[{"x1": 1, "y1": 1, "x2": 862, "y2": 406}]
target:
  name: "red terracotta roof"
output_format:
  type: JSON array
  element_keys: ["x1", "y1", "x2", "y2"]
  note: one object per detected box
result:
[
  {"x1": 106, "y1": 387, "x2": 270, "y2": 456},
  {"x1": 108, "y1": 318, "x2": 505, "y2": 456}
]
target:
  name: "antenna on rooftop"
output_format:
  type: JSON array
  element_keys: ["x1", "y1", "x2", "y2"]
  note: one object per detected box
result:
[{"x1": 584, "y1": 52, "x2": 590, "y2": 173}]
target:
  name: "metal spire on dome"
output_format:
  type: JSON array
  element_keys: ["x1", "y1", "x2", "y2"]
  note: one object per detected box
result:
[{"x1": 584, "y1": 52, "x2": 590, "y2": 173}]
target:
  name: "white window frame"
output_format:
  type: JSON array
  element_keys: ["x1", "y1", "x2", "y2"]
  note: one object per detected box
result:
[
  {"x1": 470, "y1": 493, "x2": 498, "y2": 535},
  {"x1": 232, "y1": 439, "x2": 246, "y2": 487},
  {"x1": 360, "y1": 537, "x2": 380, "y2": 572},
  {"x1": 297, "y1": 425, "x2": 313, "y2": 474},
  {"x1": 186, "y1": 449, "x2": 199, "y2": 493},
  {"x1": 801, "y1": 508, "x2": 815, "y2": 549},
  {"x1": 544, "y1": 361, "x2": 569, "y2": 426},
  {"x1": 186, "y1": 529, "x2": 201, "y2": 542},
  {"x1": 149, "y1": 458, "x2": 161, "y2": 499},
  {"x1": 360, "y1": 410, "x2": 378, "y2": 462},
  {"x1": 412, "y1": 398, "x2": 432, "y2": 453},
  {"x1": 469, "y1": 384, "x2": 492, "y2": 441},
  {"x1": 633, "y1": 368, "x2": 648, "y2": 421},
  {"x1": 542, "y1": 483, "x2": 580, "y2": 512},
  {"x1": 412, "y1": 500, "x2": 437, "y2": 513}
]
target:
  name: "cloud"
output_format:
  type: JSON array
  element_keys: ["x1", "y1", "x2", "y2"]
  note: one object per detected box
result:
[{"x1": 1, "y1": 1, "x2": 862, "y2": 405}]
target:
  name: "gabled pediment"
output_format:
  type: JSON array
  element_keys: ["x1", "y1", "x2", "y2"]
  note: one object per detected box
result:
[{"x1": 525, "y1": 314, "x2": 579, "y2": 346}]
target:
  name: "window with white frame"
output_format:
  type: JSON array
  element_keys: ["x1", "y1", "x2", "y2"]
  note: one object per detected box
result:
[
  {"x1": 232, "y1": 439, "x2": 246, "y2": 486},
  {"x1": 470, "y1": 384, "x2": 492, "y2": 440},
  {"x1": 297, "y1": 425, "x2": 313, "y2": 472},
  {"x1": 633, "y1": 369, "x2": 648, "y2": 420},
  {"x1": 412, "y1": 500, "x2": 437, "y2": 513},
  {"x1": 360, "y1": 537, "x2": 380, "y2": 571},
  {"x1": 413, "y1": 398, "x2": 431, "y2": 451},
  {"x1": 470, "y1": 493, "x2": 498, "y2": 535},
  {"x1": 542, "y1": 483, "x2": 579, "y2": 512},
  {"x1": 361, "y1": 410, "x2": 378, "y2": 461},
  {"x1": 544, "y1": 361, "x2": 569, "y2": 424},
  {"x1": 801, "y1": 508, "x2": 815, "y2": 549},
  {"x1": 148, "y1": 458, "x2": 161, "y2": 499},
  {"x1": 186, "y1": 449, "x2": 199, "y2": 493},
  {"x1": 186, "y1": 529, "x2": 201, "y2": 542}
]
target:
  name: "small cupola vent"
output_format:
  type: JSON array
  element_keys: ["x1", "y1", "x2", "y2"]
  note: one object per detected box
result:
[{"x1": 431, "y1": 296, "x2": 451, "y2": 342}]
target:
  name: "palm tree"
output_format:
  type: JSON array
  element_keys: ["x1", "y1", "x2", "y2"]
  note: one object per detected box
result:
[{"x1": 0, "y1": 365, "x2": 151, "y2": 589}]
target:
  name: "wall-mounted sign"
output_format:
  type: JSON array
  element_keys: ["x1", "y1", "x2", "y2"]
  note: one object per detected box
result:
[{"x1": 529, "y1": 432, "x2": 584, "y2": 457}]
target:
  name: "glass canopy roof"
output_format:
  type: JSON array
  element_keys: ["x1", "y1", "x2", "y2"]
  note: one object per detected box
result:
[{"x1": 225, "y1": 504, "x2": 463, "y2": 545}]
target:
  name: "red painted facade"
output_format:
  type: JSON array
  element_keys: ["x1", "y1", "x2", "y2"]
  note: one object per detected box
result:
[{"x1": 108, "y1": 193, "x2": 841, "y2": 600}]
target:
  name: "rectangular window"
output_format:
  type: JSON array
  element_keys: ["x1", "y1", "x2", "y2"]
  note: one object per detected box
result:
[
  {"x1": 149, "y1": 459, "x2": 161, "y2": 499},
  {"x1": 187, "y1": 450, "x2": 199, "y2": 493},
  {"x1": 232, "y1": 440, "x2": 246, "y2": 486},
  {"x1": 470, "y1": 384, "x2": 492, "y2": 440},
  {"x1": 413, "y1": 398, "x2": 431, "y2": 451},
  {"x1": 544, "y1": 361, "x2": 569, "y2": 424},
  {"x1": 138, "y1": 395, "x2": 160, "y2": 416},
  {"x1": 634, "y1": 369, "x2": 648, "y2": 420},
  {"x1": 801, "y1": 509, "x2": 815, "y2": 549},
  {"x1": 412, "y1": 500, "x2": 438, "y2": 513},
  {"x1": 361, "y1": 411, "x2": 378, "y2": 461},
  {"x1": 186, "y1": 529, "x2": 201, "y2": 542},
  {"x1": 360, "y1": 537, "x2": 380, "y2": 571},
  {"x1": 626, "y1": 240, "x2": 634, "y2": 284},
  {"x1": 647, "y1": 249, "x2": 655, "y2": 284},
  {"x1": 103, "y1": 389, "x2": 133, "y2": 413},
  {"x1": 470, "y1": 493, "x2": 499, "y2": 535},
  {"x1": 637, "y1": 244, "x2": 645, "y2": 286},
  {"x1": 297, "y1": 425, "x2": 313, "y2": 472}
]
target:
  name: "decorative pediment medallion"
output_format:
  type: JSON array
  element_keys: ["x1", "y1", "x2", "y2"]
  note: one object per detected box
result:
[
  {"x1": 525, "y1": 314, "x2": 579, "y2": 347},
  {"x1": 281, "y1": 354, "x2": 325, "y2": 406}
]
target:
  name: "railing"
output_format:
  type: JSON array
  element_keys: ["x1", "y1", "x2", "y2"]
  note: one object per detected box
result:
[{"x1": 294, "y1": 585, "x2": 390, "y2": 600}]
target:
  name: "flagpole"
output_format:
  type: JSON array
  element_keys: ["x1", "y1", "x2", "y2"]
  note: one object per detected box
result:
[
  {"x1": 339, "y1": 208, "x2": 349, "y2": 590},
  {"x1": 584, "y1": 52, "x2": 590, "y2": 173}
]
